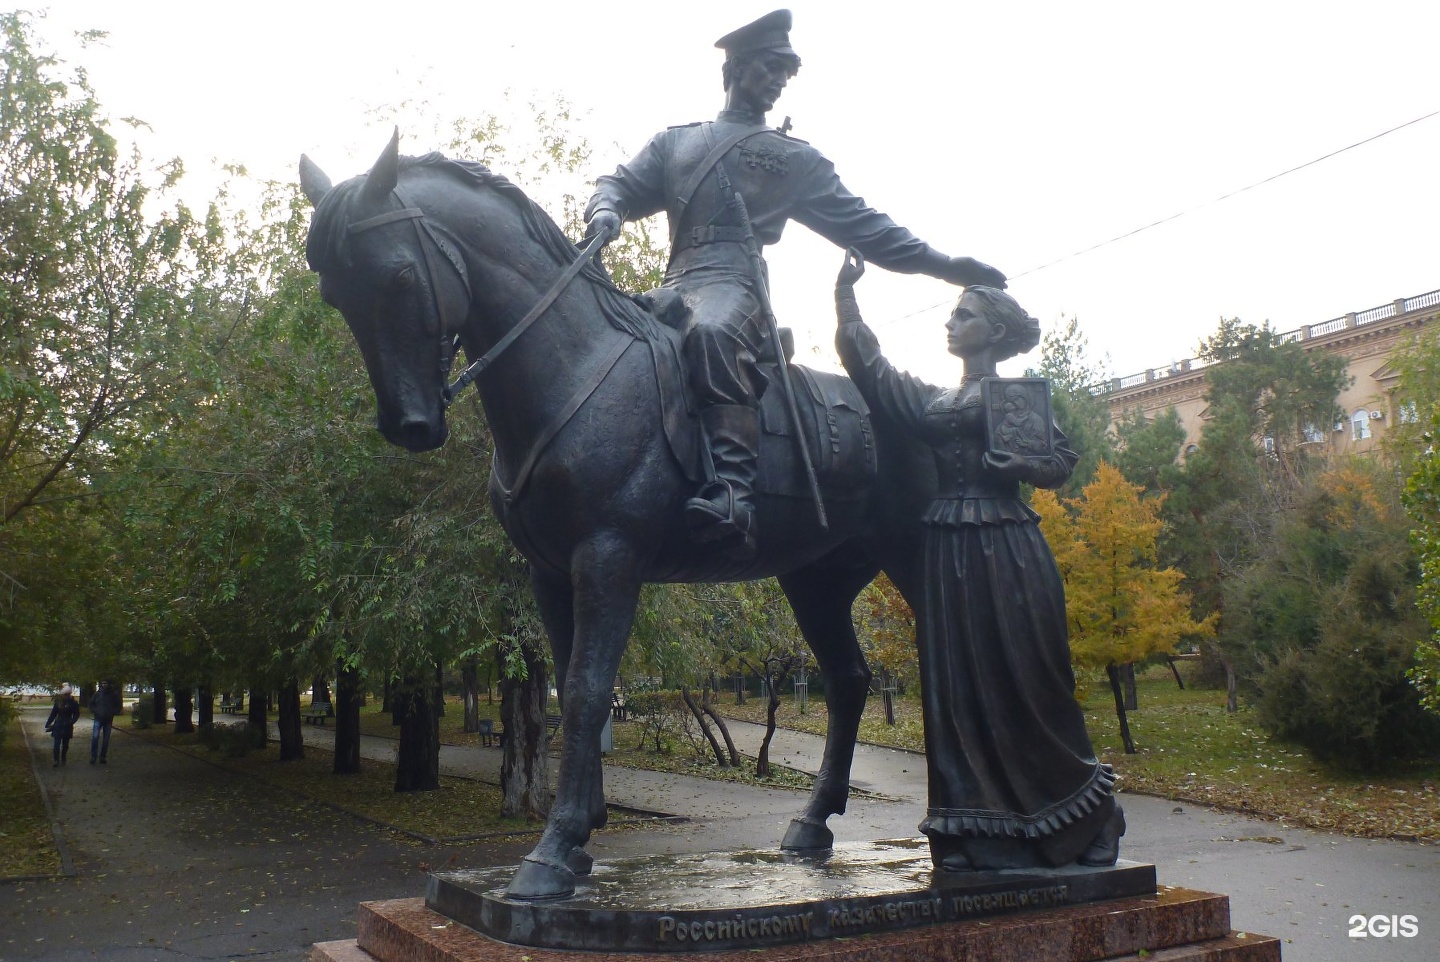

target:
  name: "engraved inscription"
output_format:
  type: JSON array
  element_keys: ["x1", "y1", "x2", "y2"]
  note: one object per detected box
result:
[
  {"x1": 828, "y1": 897, "x2": 944, "y2": 930},
  {"x1": 656, "y1": 911, "x2": 814, "y2": 945},
  {"x1": 951, "y1": 884, "x2": 1070, "y2": 916}
]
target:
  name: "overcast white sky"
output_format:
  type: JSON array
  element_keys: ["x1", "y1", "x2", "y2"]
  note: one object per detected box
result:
[{"x1": 39, "y1": 1, "x2": 1440, "y2": 386}]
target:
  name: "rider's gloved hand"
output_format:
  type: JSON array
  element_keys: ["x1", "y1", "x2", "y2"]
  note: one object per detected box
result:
[
  {"x1": 584, "y1": 208, "x2": 622, "y2": 245},
  {"x1": 946, "y1": 256, "x2": 1007, "y2": 290}
]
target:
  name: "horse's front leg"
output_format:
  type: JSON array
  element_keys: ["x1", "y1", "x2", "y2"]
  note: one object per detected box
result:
[
  {"x1": 528, "y1": 566, "x2": 602, "y2": 878},
  {"x1": 506, "y1": 531, "x2": 640, "y2": 901}
]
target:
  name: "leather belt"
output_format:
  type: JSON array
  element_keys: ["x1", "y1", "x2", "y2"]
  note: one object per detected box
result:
[{"x1": 678, "y1": 225, "x2": 749, "y2": 249}]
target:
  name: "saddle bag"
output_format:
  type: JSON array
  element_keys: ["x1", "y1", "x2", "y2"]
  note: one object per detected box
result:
[{"x1": 757, "y1": 364, "x2": 876, "y2": 497}]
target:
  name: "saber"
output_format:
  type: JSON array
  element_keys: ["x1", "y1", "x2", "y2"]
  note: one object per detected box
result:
[{"x1": 731, "y1": 190, "x2": 827, "y2": 531}]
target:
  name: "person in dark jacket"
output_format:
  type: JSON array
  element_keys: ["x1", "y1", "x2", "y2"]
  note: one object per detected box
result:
[
  {"x1": 45, "y1": 684, "x2": 81, "y2": 767},
  {"x1": 89, "y1": 679, "x2": 122, "y2": 764}
]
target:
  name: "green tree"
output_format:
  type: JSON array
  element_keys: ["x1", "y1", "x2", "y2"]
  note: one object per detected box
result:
[
  {"x1": 0, "y1": 14, "x2": 227, "y2": 676},
  {"x1": 1394, "y1": 331, "x2": 1440, "y2": 715},
  {"x1": 1231, "y1": 462, "x2": 1439, "y2": 769},
  {"x1": 1035, "y1": 463, "x2": 1215, "y2": 752},
  {"x1": 1027, "y1": 316, "x2": 1113, "y2": 496},
  {"x1": 1152, "y1": 317, "x2": 1351, "y2": 707},
  {"x1": 1110, "y1": 406, "x2": 1186, "y2": 497}
]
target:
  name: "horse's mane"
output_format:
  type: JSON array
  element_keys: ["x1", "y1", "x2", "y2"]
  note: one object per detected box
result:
[{"x1": 306, "y1": 153, "x2": 660, "y2": 343}]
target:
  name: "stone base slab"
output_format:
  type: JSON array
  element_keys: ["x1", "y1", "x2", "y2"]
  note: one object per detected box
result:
[
  {"x1": 312, "y1": 887, "x2": 1281, "y2": 962},
  {"x1": 429, "y1": 841, "x2": 1158, "y2": 952}
]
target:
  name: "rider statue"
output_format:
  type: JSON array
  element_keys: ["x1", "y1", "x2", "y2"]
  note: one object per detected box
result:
[{"x1": 584, "y1": 9, "x2": 1006, "y2": 560}]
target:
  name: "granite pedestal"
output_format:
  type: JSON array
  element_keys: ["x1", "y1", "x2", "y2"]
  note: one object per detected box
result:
[{"x1": 313, "y1": 840, "x2": 1280, "y2": 962}]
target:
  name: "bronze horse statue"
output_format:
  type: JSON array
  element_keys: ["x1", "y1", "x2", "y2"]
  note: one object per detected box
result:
[{"x1": 299, "y1": 133, "x2": 936, "y2": 900}]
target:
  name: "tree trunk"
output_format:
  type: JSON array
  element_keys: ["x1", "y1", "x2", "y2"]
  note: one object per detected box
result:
[
  {"x1": 151, "y1": 683, "x2": 167, "y2": 725},
  {"x1": 756, "y1": 675, "x2": 781, "y2": 777},
  {"x1": 277, "y1": 679, "x2": 304, "y2": 761},
  {"x1": 311, "y1": 674, "x2": 331, "y2": 706},
  {"x1": 1106, "y1": 663, "x2": 1137, "y2": 754},
  {"x1": 461, "y1": 656, "x2": 482, "y2": 733},
  {"x1": 500, "y1": 643, "x2": 550, "y2": 819},
  {"x1": 1224, "y1": 659, "x2": 1239, "y2": 713},
  {"x1": 734, "y1": 670, "x2": 746, "y2": 705},
  {"x1": 1121, "y1": 662, "x2": 1138, "y2": 711},
  {"x1": 681, "y1": 685, "x2": 728, "y2": 767},
  {"x1": 881, "y1": 669, "x2": 897, "y2": 726},
  {"x1": 172, "y1": 687, "x2": 194, "y2": 734},
  {"x1": 700, "y1": 686, "x2": 740, "y2": 766},
  {"x1": 246, "y1": 686, "x2": 268, "y2": 747},
  {"x1": 394, "y1": 676, "x2": 440, "y2": 792},
  {"x1": 333, "y1": 663, "x2": 362, "y2": 775},
  {"x1": 434, "y1": 664, "x2": 445, "y2": 716},
  {"x1": 1166, "y1": 656, "x2": 1186, "y2": 690},
  {"x1": 197, "y1": 685, "x2": 214, "y2": 728}
]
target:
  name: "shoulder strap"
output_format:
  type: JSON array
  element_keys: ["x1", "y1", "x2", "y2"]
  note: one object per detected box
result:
[{"x1": 670, "y1": 123, "x2": 771, "y2": 246}]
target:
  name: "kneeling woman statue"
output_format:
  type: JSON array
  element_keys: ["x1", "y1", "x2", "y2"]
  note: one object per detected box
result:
[{"x1": 834, "y1": 250, "x2": 1124, "y2": 872}]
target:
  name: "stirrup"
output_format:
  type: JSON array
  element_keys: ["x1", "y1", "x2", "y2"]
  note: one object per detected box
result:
[{"x1": 685, "y1": 481, "x2": 756, "y2": 560}]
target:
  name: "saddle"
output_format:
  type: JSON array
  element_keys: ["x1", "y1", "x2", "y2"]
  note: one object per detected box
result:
[{"x1": 639, "y1": 294, "x2": 877, "y2": 499}]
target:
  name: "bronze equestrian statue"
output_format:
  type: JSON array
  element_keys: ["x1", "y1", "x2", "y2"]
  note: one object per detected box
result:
[{"x1": 300, "y1": 135, "x2": 945, "y2": 899}]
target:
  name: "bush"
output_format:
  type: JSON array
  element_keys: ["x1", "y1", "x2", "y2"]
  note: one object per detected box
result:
[
  {"x1": 623, "y1": 687, "x2": 687, "y2": 754},
  {"x1": 0, "y1": 697, "x2": 14, "y2": 750},
  {"x1": 196, "y1": 721, "x2": 256, "y2": 757},
  {"x1": 128, "y1": 694, "x2": 154, "y2": 729},
  {"x1": 1257, "y1": 621, "x2": 1440, "y2": 771}
]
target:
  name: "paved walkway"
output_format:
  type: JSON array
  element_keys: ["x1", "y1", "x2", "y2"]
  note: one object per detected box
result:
[{"x1": 5, "y1": 708, "x2": 1439, "y2": 962}]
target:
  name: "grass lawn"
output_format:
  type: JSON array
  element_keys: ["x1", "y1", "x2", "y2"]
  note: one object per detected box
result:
[
  {"x1": 125, "y1": 725, "x2": 628, "y2": 844},
  {"x1": 715, "y1": 665, "x2": 1440, "y2": 841},
  {"x1": 357, "y1": 699, "x2": 817, "y2": 792},
  {"x1": 0, "y1": 712, "x2": 62, "y2": 879}
]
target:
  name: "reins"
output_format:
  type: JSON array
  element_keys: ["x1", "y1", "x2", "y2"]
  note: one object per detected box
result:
[
  {"x1": 349, "y1": 192, "x2": 629, "y2": 505},
  {"x1": 348, "y1": 187, "x2": 613, "y2": 408},
  {"x1": 443, "y1": 226, "x2": 613, "y2": 405}
]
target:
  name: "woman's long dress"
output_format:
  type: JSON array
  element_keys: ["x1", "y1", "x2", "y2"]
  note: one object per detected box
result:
[{"x1": 837, "y1": 316, "x2": 1114, "y2": 847}]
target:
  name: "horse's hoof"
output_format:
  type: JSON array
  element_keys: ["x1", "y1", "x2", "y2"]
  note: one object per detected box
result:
[
  {"x1": 780, "y1": 817, "x2": 834, "y2": 852},
  {"x1": 504, "y1": 856, "x2": 577, "y2": 901},
  {"x1": 1078, "y1": 804, "x2": 1126, "y2": 866},
  {"x1": 567, "y1": 847, "x2": 594, "y2": 876}
]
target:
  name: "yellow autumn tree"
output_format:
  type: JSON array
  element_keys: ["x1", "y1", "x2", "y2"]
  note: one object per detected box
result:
[
  {"x1": 856, "y1": 573, "x2": 917, "y2": 725},
  {"x1": 1033, "y1": 463, "x2": 1216, "y2": 752}
]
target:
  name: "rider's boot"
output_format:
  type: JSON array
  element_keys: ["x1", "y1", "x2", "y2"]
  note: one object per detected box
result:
[{"x1": 685, "y1": 403, "x2": 760, "y2": 561}]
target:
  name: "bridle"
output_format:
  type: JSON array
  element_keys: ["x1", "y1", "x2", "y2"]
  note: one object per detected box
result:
[{"x1": 347, "y1": 190, "x2": 612, "y2": 409}]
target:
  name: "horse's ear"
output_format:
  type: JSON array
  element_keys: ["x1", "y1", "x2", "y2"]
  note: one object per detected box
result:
[
  {"x1": 298, "y1": 154, "x2": 332, "y2": 207},
  {"x1": 361, "y1": 127, "x2": 401, "y2": 204}
]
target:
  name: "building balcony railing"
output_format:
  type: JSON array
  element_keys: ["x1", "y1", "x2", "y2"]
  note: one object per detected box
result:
[{"x1": 1106, "y1": 289, "x2": 1440, "y2": 395}]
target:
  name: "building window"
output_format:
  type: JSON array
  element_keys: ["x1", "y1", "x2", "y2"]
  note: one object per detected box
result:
[
  {"x1": 1303, "y1": 423, "x2": 1325, "y2": 443},
  {"x1": 1400, "y1": 400, "x2": 1419, "y2": 425},
  {"x1": 1351, "y1": 409, "x2": 1371, "y2": 440},
  {"x1": 1184, "y1": 444, "x2": 1199, "y2": 457},
  {"x1": 1262, "y1": 436, "x2": 1277, "y2": 456}
]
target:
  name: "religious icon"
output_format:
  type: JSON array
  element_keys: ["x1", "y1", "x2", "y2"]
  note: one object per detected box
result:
[{"x1": 982, "y1": 377, "x2": 1054, "y2": 458}]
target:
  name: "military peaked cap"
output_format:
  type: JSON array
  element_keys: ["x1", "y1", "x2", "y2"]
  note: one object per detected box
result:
[{"x1": 715, "y1": 9, "x2": 797, "y2": 59}]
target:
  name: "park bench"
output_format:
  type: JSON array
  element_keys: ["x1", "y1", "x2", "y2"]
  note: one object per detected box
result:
[
  {"x1": 482, "y1": 713, "x2": 562, "y2": 748},
  {"x1": 611, "y1": 691, "x2": 627, "y2": 721},
  {"x1": 303, "y1": 701, "x2": 332, "y2": 725},
  {"x1": 218, "y1": 699, "x2": 241, "y2": 715}
]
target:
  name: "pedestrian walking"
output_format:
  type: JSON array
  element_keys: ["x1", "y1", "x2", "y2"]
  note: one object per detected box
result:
[
  {"x1": 90, "y1": 679, "x2": 121, "y2": 764},
  {"x1": 45, "y1": 683, "x2": 81, "y2": 767}
]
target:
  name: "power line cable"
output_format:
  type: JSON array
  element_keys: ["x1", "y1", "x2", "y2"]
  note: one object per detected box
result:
[{"x1": 875, "y1": 108, "x2": 1440, "y2": 328}]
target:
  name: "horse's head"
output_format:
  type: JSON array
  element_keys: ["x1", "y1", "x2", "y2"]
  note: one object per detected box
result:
[{"x1": 300, "y1": 132, "x2": 471, "y2": 452}]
